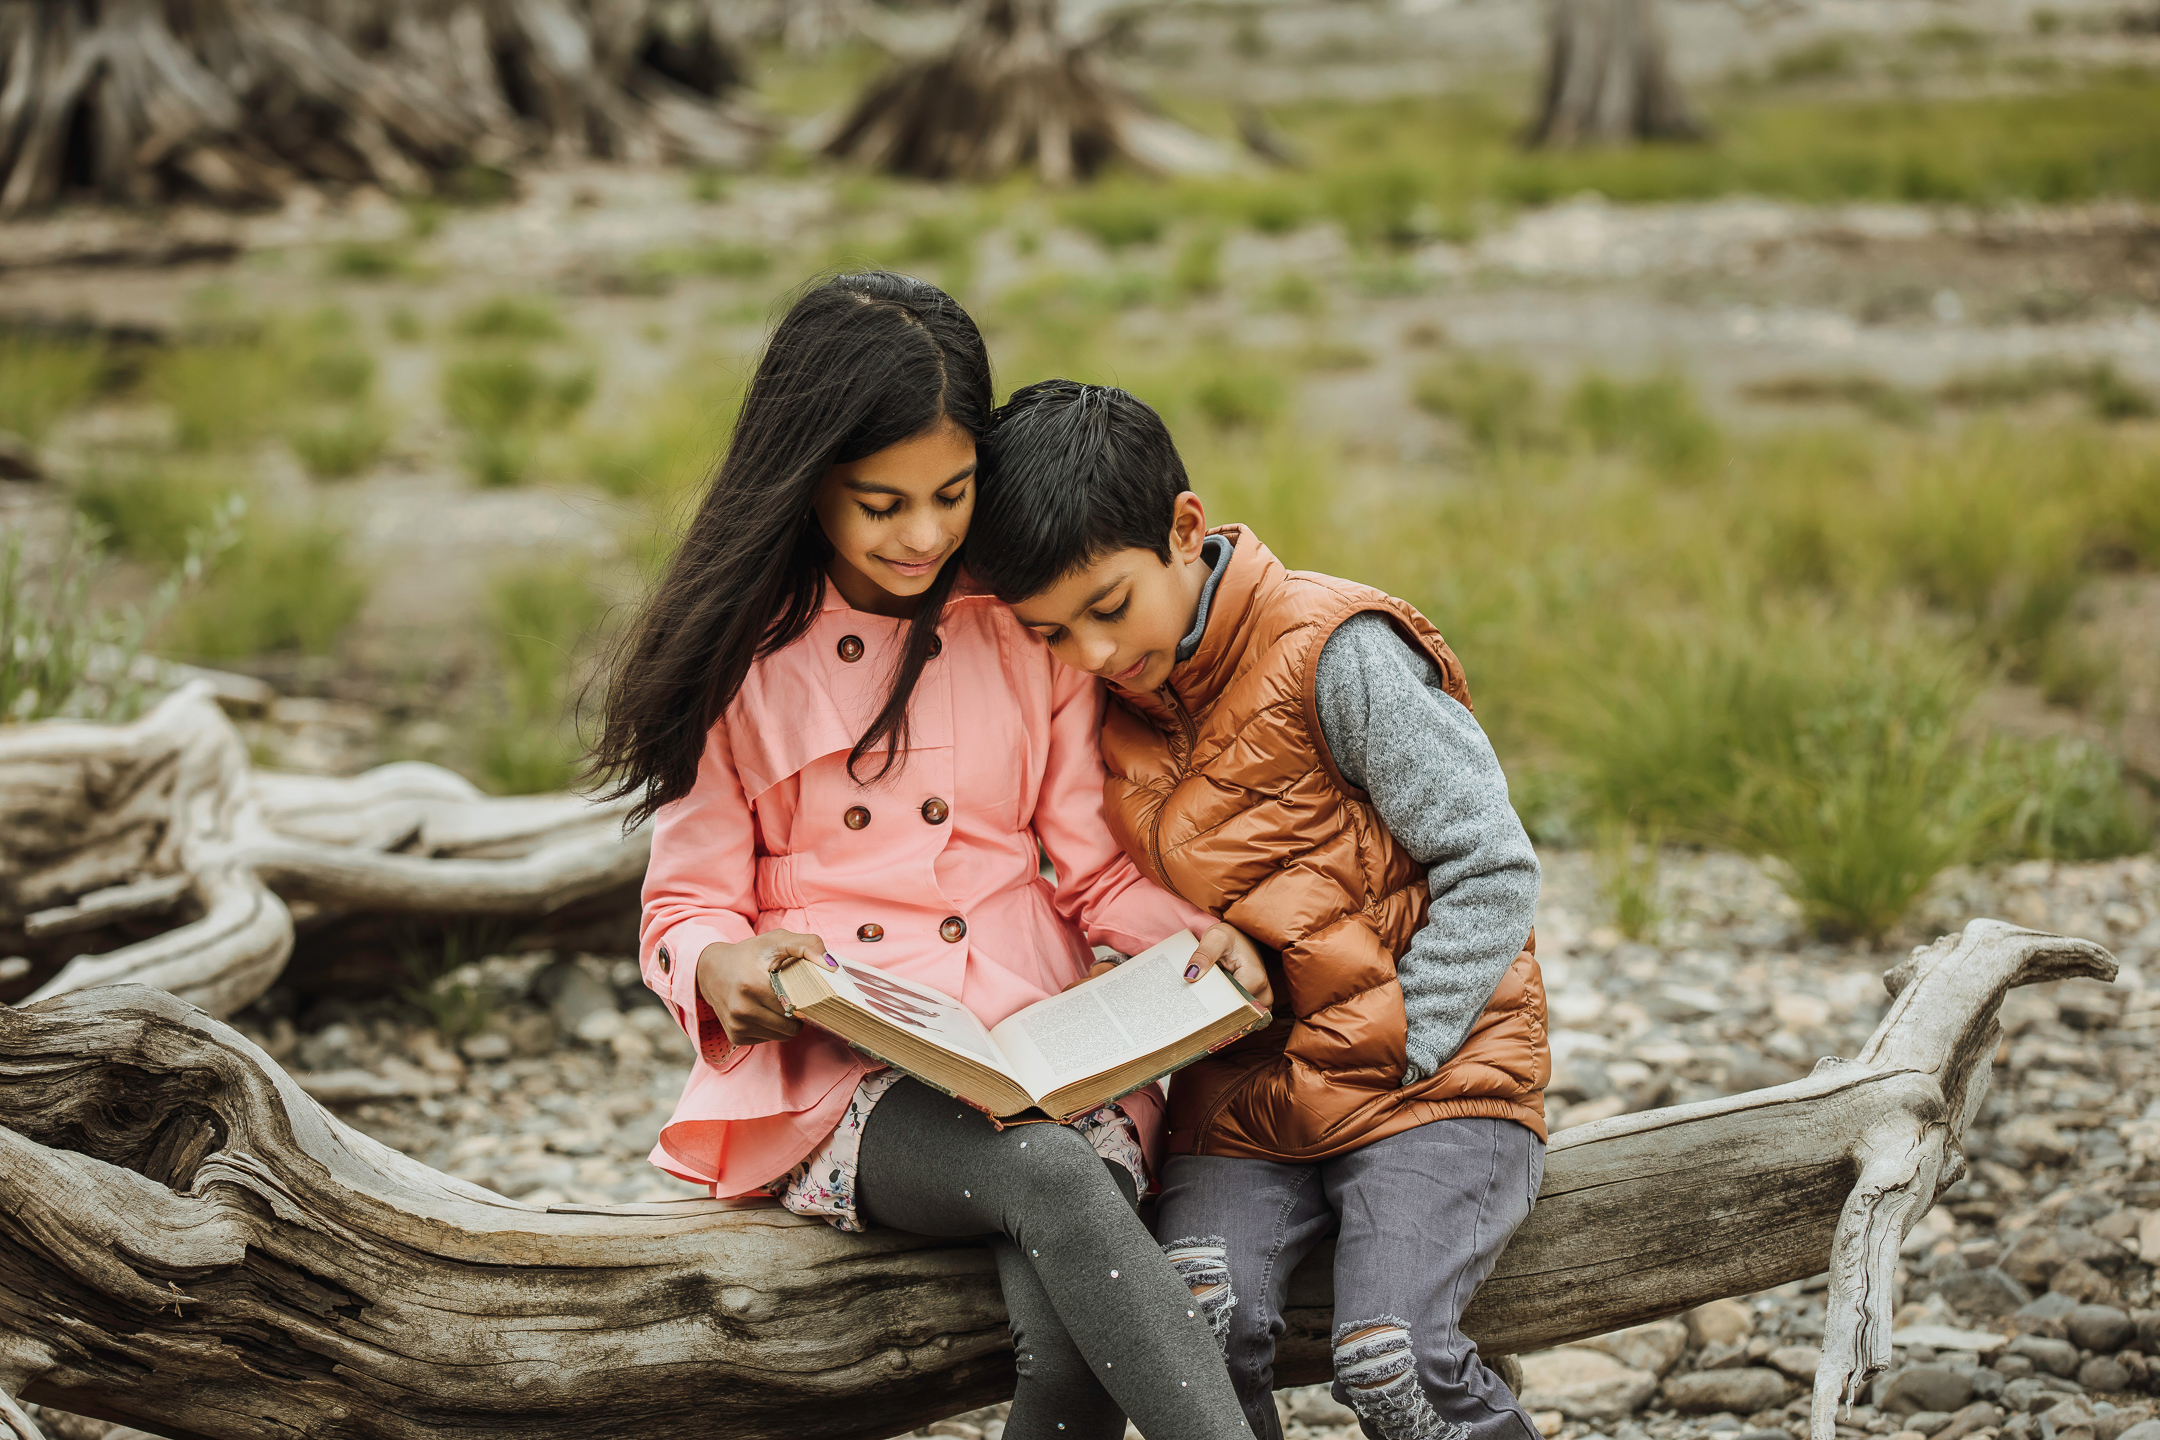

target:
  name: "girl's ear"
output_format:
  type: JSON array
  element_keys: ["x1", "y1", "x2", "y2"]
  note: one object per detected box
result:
[{"x1": 1168, "y1": 491, "x2": 1209, "y2": 564}]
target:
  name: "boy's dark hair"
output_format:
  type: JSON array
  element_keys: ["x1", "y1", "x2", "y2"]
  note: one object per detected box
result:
[{"x1": 971, "y1": 379, "x2": 1189, "y2": 602}]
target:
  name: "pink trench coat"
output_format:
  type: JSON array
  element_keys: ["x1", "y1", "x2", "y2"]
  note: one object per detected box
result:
[{"x1": 640, "y1": 576, "x2": 1215, "y2": 1198}]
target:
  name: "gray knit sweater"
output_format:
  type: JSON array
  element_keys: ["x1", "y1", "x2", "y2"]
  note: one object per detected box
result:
[{"x1": 1175, "y1": 537, "x2": 1541, "y2": 1084}]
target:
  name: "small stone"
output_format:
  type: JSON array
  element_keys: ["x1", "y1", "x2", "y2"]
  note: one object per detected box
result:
[
  {"x1": 1937, "y1": 1268, "x2": 2034, "y2": 1320},
  {"x1": 1999, "y1": 1116, "x2": 2077, "y2": 1168},
  {"x1": 1877, "y1": 1367, "x2": 1976, "y2": 1417},
  {"x1": 1535, "y1": 1411, "x2": 1566, "y2": 1436},
  {"x1": 1889, "y1": 1430, "x2": 1930, "y2": 1440},
  {"x1": 1894, "y1": 1327, "x2": 2009, "y2": 1356},
  {"x1": 2010, "y1": 1338, "x2": 2083, "y2": 1379},
  {"x1": 2101, "y1": 1410, "x2": 2157, "y2": 1440},
  {"x1": 1579, "y1": 1321, "x2": 1691, "y2": 1377},
  {"x1": 2066, "y1": 1308, "x2": 2136, "y2": 1355},
  {"x1": 459, "y1": 1031, "x2": 513, "y2": 1061},
  {"x1": 1907, "y1": 1414, "x2": 1954, "y2": 1436},
  {"x1": 1700, "y1": 1340, "x2": 1750, "y2": 1370},
  {"x1": 1662, "y1": 1369, "x2": 1788, "y2": 1416},
  {"x1": 1736, "y1": 1430, "x2": 1791, "y2": 1440},
  {"x1": 1933, "y1": 1402, "x2": 2006, "y2": 1440},
  {"x1": 2119, "y1": 1425, "x2": 2160, "y2": 1440},
  {"x1": 1687, "y1": 1299, "x2": 1757, "y2": 1350},
  {"x1": 1999, "y1": 1357, "x2": 2040, "y2": 1380},
  {"x1": 2077, "y1": 1358, "x2": 2131, "y2": 1393},
  {"x1": 2015, "y1": 1295, "x2": 2082, "y2": 1340},
  {"x1": 1286, "y1": 1387, "x2": 1356, "y2": 1427},
  {"x1": 1768, "y1": 1346, "x2": 1823, "y2": 1382},
  {"x1": 1520, "y1": 1348, "x2": 1661, "y2": 1422},
  {"x1": 2052, "y1": 1261, "x2": 2118, "y2": 1306}
]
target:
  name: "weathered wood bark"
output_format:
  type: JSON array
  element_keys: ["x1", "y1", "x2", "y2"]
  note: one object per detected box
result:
[
  {"x1": 0, "y1": 920, "x2": 2111, "y2": 1440},
  {"x1": 0, "y1": 1, "x2": 767, "y2": 215},
  {"x1": 823, "y1": 0, "x2": 1236, "y2": 184},
  {"x1": 1527, "y1": 0, "x2": 1705, "y2": 148},
  {"x1": 0, "y1": 683, "x2": 648, "y2": 1018}
]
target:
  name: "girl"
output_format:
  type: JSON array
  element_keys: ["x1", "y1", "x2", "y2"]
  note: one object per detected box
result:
[{"x1": 592, "y1": 272, "x2": 1259, "y2": 1440}]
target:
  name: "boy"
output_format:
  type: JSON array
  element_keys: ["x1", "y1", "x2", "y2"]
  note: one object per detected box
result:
[{"x1": 970, "y1": 379, "x2": 1549, "y2": 1440}]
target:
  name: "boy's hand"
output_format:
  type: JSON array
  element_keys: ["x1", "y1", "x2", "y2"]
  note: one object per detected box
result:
[
  {"x1": 1185, "y1": 922, "x2": 1275, "y2": 1012},
  {"x1": 696, "y1": 932, "x2": 819, "y2": 1047},
  {"x1": 1063, "y1": 958, "x2": 1120, "y2": 992}
]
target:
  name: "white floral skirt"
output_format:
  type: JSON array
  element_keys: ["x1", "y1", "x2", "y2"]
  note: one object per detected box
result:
[{"x1": 775, "y1": 1070, "x2": 1152, "y2": 1233}]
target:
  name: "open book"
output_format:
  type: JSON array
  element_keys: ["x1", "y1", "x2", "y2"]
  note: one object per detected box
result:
[{"x1": 770, "y1": 931, "x2": 1270, "y2": 1123}]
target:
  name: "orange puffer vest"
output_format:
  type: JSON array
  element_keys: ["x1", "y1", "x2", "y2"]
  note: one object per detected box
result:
[{"x1": 1100, "y1": 527, "x2": 1548, "y2": 1162}]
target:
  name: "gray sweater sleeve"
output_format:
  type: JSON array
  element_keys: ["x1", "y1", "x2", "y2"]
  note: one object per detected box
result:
[{"x1": 1313, "y1": 613, "x2": 1540, "y2": 1085}]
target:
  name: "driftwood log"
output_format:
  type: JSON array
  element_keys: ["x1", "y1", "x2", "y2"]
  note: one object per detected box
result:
[
  {"x1": 0, "y1": 919, "x2": 2112, "y2": 1440},
  {"x1": 0, "y1": 683, "x2": 648, "y2": 1018},
  {"x1": 823, "y1": 0, "x2": 1237, "y2": 184},
  {"x1": 0, "y1": 0, "x2": 766, "y2": 215}
]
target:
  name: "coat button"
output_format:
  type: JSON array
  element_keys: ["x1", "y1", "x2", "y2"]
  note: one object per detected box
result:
[
  {"x1": 656, "y1": 943, "x2": 672, "y2": 975},
  {"x1": 928, "y1": 635, "x2": 942, "y2": 658},
  {"x1": 857, "y1": 923, "x2": 884, "y2": 943},
  {"x1": 838, "y1": 635, "x2": 864, "y2": 662},
  {"x1": 940, "y1": 916, "x2": 967, "y2": 944},
  {"x1": 844, "y1": 805, "x2": 871, "y2": 830},
  {"x1": 921, "y1": 797, "x2": 949, "y2": 825}
]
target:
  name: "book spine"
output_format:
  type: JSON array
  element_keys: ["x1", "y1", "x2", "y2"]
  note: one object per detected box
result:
[{"x1": 842, "y1": 1043, "x2": 1005, "y2": 1122}]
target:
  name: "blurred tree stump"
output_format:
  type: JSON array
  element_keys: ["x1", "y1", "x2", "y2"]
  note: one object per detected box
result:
[
  {"x1": 1527, "y1": 0, "x2": 1705, "y2": 147},
  {"x1": 824, "y1": 0, "x2": 1237, "y2": 184},
  {"x1": 0, "y1": 921, "x2": 2112, "y2": 1440},
  {"x1": 0, "y1": 0, "x2": 768, "y2": 215},
  {"x1": 0, "y1": 683, "x2": 648, "y2": 1018}
]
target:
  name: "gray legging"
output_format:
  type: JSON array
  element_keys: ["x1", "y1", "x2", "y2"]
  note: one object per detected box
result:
[{"x1": 858, "y1": 1078, "x2": 1252, "y2": 1440}]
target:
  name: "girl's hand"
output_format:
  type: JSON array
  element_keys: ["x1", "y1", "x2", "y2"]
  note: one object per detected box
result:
[
  {"x1": 696, "y1": 931, "x2": 822, "y2": 1047},
  {"x1": 1185, "y1": 922, "x2": 1275, "y2": 1012}
]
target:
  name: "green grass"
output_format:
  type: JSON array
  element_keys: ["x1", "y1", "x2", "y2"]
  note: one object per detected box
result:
[
  {"x1": 0, "y1": 523, "x2": 162, "y2": 724},
  {"x1": 476, "y1": 558, "x2": 611, "y2": 793},
  {"x1": 578, "y1": 355, "x2": 742, "y2": 502},
  {"x1": 1595, "y1": 821, "x2": 1665, "y2": 941},
  {"x1": 1412, "y1": 352, "x2": 1546, "y2": 452},
  {"x1": 0, "y1": 332, "x2": 106, "y2": 443},
  {"x1": 1126, "y1": 76, "x2": 2160, "y2": 251},
  {"x1": 454, "y1": 297, "x2": 567, "y2": 342},
  {"x1": 73, "y1": 460, "x2": 240, "y2": 564},
  {"x1": 638, "y1": 241, "x2": 775, "y2": 283},
  {"x1": 442, "y1": 354, "x2": 596, "y2": 486},
  {"x1": 164, "y1": 509, "x2": 369, "y2": 659}
]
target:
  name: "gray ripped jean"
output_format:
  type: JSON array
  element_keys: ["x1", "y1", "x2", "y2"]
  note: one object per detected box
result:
[{"x1": 1154, "y1": 1117, "x2": 1545, "y2": 1440}]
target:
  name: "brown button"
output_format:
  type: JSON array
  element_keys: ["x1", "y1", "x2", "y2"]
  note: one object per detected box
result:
[
  {"x1": 928, "y1": 635, "x2": 943, "y2": 658},
  {"x1": 921, "y1": 797, "x2": 949, "y2": 825},
  {"x1": 940, "y1": 916, "x2": 967, "y2": 944},
  {"x1": 838, "y1": 635, "x2": 864, "y2": 662},
  {"x1": 844, "y1": 806, "x2": 871, "y2": 830},
  {"x1": 857, "y1": 924, "x2": 884, "y2": 943},
  {"x1": 656, "y1": 943, "x2": 672, "y2": 975}
]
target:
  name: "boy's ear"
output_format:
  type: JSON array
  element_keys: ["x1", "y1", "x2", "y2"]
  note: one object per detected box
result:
[{"x1": 1168, "y1": 491, "x2": 1208, "y2": 564}]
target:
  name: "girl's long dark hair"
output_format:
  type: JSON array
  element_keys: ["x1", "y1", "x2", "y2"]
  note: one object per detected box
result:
[{"x1": 591, "y1": 272, "x2": 994, "y2": 828}]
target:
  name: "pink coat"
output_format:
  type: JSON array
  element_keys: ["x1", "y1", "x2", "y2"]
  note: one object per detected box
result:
[{"x1": 640, "y1": 575, "x2": 1215, "y2": 1197}]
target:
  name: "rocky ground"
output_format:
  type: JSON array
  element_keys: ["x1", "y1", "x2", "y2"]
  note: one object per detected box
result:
[{"x1": 24, "y1": 845, "x2": 2160, "y2": 1440}]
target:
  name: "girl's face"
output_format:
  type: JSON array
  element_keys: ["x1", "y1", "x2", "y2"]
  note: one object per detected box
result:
[{"x1": 814, "y1": 419, "x2": 977, "y2": 618}]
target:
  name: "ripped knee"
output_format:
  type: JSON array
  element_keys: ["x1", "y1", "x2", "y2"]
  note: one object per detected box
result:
[
  {"x1": 1334, "y1": 1318, "x2": 1466, "y2": 1440},
  {"x1": 1162, "y1": 1235, "x2": 1235, "y2": 1352}
]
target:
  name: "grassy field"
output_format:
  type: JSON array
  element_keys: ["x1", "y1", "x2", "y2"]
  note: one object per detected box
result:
[{"x1": 6, "y1": 59, "x2": 2157, "y2": 939}]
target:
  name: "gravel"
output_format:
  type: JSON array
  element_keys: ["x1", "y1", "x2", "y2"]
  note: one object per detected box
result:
[{"x1": 28, "y1": 848, "x2": 2160, "y2": 1440}]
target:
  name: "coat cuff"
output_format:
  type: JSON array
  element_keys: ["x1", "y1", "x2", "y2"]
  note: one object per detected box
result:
[{"x1": 646, "y1": 916, "x2": 750, "y2": 1069}]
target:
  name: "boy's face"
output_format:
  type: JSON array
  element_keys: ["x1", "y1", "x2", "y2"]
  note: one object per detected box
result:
[{"x1": 1010, "y1": 492, "x2": 1212, "y2": 696}]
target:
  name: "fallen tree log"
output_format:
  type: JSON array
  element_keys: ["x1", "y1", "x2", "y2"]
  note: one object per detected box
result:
[
  {"x1": 1, "y1": 683, "x2": 648, "y2": 1018},
  {"x1": 0, "y1": 1, "x2": 767, "y2": 215},
  {"x1": 0, "y1": 919, "x2": 2111, "y2": 1440}
]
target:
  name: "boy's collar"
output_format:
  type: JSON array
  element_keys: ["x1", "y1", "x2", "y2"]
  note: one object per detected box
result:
[
  {"x1": 1155, "y1": 523, "x2": 1279, "y2": 711},
  {"x1": 1173, "y1": 533, "x2": 1236, "y2": 663}
]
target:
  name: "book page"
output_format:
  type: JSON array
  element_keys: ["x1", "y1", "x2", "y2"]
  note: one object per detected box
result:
[
  {"x1": 992, "y1": 932, "x2": 1241, "y2": 1098},
  {"x1": 814, "y1": 957, "x2": 1008, "y2": 1069}
]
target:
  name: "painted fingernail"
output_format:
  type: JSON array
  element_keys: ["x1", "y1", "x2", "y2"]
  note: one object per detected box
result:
[
  {"x1": 823, "y1": 955, "x2": 839, "y2": 969},
  {"x1": 1184, "y1": 964, "x2": 1201, "y2": 980}
]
